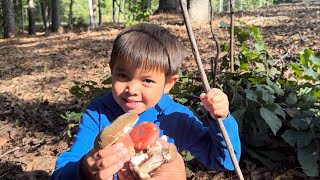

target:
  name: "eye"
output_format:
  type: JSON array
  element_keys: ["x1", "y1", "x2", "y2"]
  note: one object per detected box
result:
[
  {"x1": 117, "y1": 73, "x2": 128, "y2": 79},
  {"x1": 143, "y1": 79, "x2": 155, "y2": 84}
]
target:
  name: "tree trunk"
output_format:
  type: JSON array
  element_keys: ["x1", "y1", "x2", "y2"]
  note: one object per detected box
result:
[
  {"x1": 68, "y1": 0, "x2": 74, "y2": 30},
  {"x1": 2, "y1": 0, "x2": 16, "y2": 38},
  {"x1": 112, "y1": 0, "x2": 116, "y2": 23},
  {"x1": 147, "y1": 0, "x2": 152, "y2": 9},
  {"x1": 219, "y1": 0, "x2": 223, "y2": 12},
  {"x1": 141, "y1": 0, "x2": 147, "y2": 10},
  {"x1": 47, "y1": 0, "x2": 52, "y2": 26},
  {"x1": 28, "y1": 0, "x2": 36, "y2": 34},
  {"x1": 40, "y1": 0, "x2": 48, "y2": 31},
  {"x1": 188, "y1": 0, "x2": 209, "y2": 23},
  {"x1": 156, "y1": 0, "x2": 179, "y2": 13},
  {"x1": 98, "y1": 0, "x2": 102, "y2": 26},
  {"x1": 88, "y1": 0, "x2": 94, "y2": 28},
  {"x1": 20, "y1": 0, "x2": 25, "y2": 33},
  {"x1": 51, "y1": 0, "x2": 60, "y2": 32},
  {"x1": 92, "y1": 0, "x2": 97, "y2": 28}
]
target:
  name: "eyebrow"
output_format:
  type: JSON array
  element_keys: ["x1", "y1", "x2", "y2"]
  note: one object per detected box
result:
[{"x1": 113, "y1": 66, "x2": 127, "y2": 72}]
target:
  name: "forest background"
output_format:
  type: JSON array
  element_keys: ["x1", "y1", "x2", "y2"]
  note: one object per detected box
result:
[{"x1": 0, "y1": 0, "x2": 320, "y2": 179}]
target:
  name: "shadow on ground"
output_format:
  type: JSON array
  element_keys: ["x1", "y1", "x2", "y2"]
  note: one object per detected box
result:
[{"x1": 0, "y1": 160, "x2": 50, "y2": 180}]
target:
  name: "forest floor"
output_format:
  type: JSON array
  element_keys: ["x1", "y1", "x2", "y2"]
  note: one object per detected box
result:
[{"x1": 0, "y1": 2, "x2": 319, "y2": 180}]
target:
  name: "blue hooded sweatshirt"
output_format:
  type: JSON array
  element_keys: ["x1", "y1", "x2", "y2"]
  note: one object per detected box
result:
[{"x1": 51, "y1": 91, "x2": 241, "y2": 179}]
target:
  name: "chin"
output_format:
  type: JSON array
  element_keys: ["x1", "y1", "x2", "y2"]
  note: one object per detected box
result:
[{"x1": 124, "y1": 108, "x2": 145, "y2": 115}]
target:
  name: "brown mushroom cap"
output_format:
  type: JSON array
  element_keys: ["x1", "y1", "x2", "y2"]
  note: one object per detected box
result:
[{"x1": 94, "y1": 113, "x2": 139, "y2": 150}]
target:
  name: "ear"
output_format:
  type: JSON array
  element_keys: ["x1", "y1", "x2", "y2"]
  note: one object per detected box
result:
[{"x1": 164, "y1": 74, "x2": 179, "y2": 93}]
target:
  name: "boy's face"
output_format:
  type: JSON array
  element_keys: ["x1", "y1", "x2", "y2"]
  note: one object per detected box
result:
[{"x1": 111, "y1": 61, "x2": 178, "y2": 114}]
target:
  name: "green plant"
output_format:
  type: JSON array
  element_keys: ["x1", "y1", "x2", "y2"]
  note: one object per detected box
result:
[
  {"x1": 220, "y1": 22, "x2": 320, "y2": 176},
  {"x1": 124, "y1": 2, "x2": 152, "y2": 27},
  {"x1": 61, "y1": 111, "x2": 83, "y2": 137},
  {"x1": 62, "y1": 75, "x2": 112, "y2": 137},
  {"x1": 172, "y1": 21, "x2": 319, "y2": 177},
  {"x1": 69, "y1": 76, "x2": 112, "y2": 102}
]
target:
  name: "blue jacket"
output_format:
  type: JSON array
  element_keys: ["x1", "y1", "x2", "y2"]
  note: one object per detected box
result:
[{"x1": 51, "y1": 91, "x2": 241, "y2": 179}]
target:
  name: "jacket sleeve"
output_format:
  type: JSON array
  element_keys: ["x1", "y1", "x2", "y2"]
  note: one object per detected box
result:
[
  {"x1": 50, "y1": 104, "x2": 101, "y2": 180},
  {"x1": 207, "y1": 113, "x2": 241, "y2": 170},
  {"x1": 159, "y1": 105, "x2": 241, "y2": 171}
]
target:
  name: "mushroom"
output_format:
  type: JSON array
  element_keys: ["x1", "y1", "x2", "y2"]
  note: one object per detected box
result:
[
  {"x1": 94, "y1": 112, "x2": 139, "y2": 152},
  {"x1": 133, "y1": 142, "x2": 178, "y2": 179},
  {"x1": 94, "y1": 114, "x2": 178, "y2": 179},
  {"x1": 130, "y1": 122, "x2": 160, "y2": 150}
]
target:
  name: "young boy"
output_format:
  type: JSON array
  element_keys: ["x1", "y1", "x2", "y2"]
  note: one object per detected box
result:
[{"x1": 51, "y1": 23, "x2": 241, "y2": 180}]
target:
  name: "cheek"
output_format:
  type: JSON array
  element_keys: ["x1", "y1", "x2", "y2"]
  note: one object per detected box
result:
[
  {"x1": 112, "y1": 81, "x2": 124, "y2": 93},
  {"x1": 144, "y1": 89, "x2": 163, "y2": 103}
]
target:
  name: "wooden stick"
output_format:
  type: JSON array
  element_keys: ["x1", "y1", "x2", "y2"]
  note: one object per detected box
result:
[
  {"x1": 179, "y1": 1, "x2": 244, "y2": 179},
  {"x1": 178, "y1": 1, "x2": 210, "y2": 92},
  {"x1": 230, "y1": 0, "x2": 235, "y2": 73}
]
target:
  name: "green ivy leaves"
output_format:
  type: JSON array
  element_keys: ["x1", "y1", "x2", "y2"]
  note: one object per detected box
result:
[{"x1": 259, "y1": 107, "x2": 282, "y2": 135}]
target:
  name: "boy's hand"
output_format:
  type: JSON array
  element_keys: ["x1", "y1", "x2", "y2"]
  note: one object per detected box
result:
[
  {"x1": 200, "y1": 88, "x2": 229, "y2": 120},
  {"x1": 118, "y1": 139, "x2": 186, "y2": 180},
  {"x1": 117, "y1": 153, "x2": 186, "y2": 180},
  {"x1": 148, "y1": 153, "x2": 186, "y2": 180},
  {"x1": 81, "y1": 142, "x2": 134, "y2": 180}
]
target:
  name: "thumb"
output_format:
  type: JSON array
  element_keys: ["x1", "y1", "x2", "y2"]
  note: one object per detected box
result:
[{"x1": 199, "y1": 93, "x2": 207, "y2": 101}]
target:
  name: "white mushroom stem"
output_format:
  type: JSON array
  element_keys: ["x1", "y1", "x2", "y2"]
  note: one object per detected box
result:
[
  {"x1": 147, "y1": 141, "x2": 162, "y2": 155},
  {"x1": 134, "y1": 152, "x2": 165, "y2": 179},
  {"x1": 134, "y1": 144, "x2": 178, "y2": 179},
  {"x1": 130, "y1": 153, "x2": 149, "y2": 166}
]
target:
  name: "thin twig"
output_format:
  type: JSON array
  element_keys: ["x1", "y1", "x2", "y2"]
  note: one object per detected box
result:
[
  {"x1": 0, "y1": 172, "x2": 10, "y2": 179},
  {"x1": 0, "y1": 147, "x2": 21, "y2": 158},
  {"x1": 209, "y1": 0, "x2": 220, "y2": 88},
  {"x1": 179, "y1": 0, "x2": 210, "y2": 92},
  {"x1": 298, "y1": 31, "x2": 305, "y2": 42},
  {"x1": 179, "y1": 0, "x2": 244, "y2": 179},
  {"x1": 280, "y1": 44, "x2": 294, "y2": 61}
]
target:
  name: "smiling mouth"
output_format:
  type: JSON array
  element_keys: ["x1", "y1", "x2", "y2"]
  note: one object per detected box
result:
[{"x1": 123, "y1": 98, "x2": 142, "y2": 109}]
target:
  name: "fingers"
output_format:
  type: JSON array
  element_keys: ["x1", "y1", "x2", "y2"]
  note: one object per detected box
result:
[
  {"x1": 93, "y1": 144, "x2": 132, "y2": 171},
  {"x1": 200, "y1": 88, "x2": 229, "y2": 120},
  {"x1": 150, "y1": 153, "x2": 186, "y2": 180},
  {"x1": 95, "y1": 161, "x2": 124, "y2": 180},
  {"x1": 117, "y1": 163, "x2": 136, "y2": 180},
  {"x1": 94, "y1": 142, "x2": 125, "y2": 160},
  {"x1": 84, "y1": 142, "x2": 134, "y2": 180}
]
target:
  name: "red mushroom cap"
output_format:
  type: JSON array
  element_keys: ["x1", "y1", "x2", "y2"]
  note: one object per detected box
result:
[{"x1": 130, "y1": 122, "x2": 160, "y2": 150}]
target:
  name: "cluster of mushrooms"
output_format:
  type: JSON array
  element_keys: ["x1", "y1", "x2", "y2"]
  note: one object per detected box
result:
[{"x1": 94, "y1": 113, "x2": 178, "y2": 179}]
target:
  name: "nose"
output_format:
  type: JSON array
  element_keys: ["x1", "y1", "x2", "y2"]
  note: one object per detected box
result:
[{"x1": 125, "y1": 81, "x2": 140, "y2": 95}]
